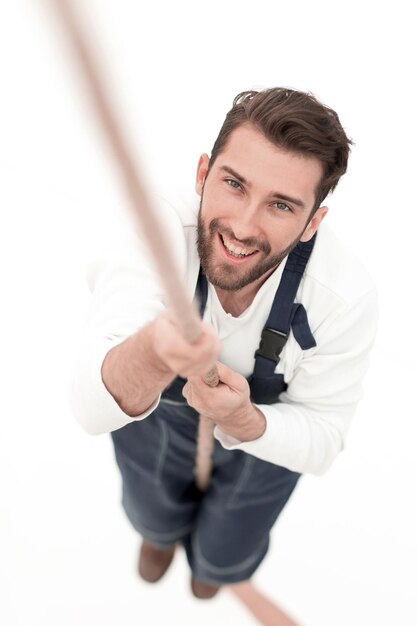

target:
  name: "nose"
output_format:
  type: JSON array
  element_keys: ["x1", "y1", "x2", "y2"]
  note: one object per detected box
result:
[{"x1": 228, "y1": 200, "x2": 262, "y2": 242}]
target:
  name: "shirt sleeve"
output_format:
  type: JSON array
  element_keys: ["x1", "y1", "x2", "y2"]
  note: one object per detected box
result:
[
  {"x1": 214, "y1": 287, "x2": 378, "y2": 475},
  {"x1": 69, "y1": 202, "x2": 188, "y2": 435},
  {"x1": 68, "y1": 335, "x2": 161, "y2": 435}
]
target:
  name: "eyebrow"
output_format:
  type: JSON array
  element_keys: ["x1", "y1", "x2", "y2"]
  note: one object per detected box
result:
[{"x1": 220, "y1": 165, "x2": 307, "y2": 211}]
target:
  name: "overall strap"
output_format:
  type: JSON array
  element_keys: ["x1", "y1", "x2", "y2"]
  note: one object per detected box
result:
[
  {"x1": 253, "y1": 235, "x2": 317, "y2": 379},
  {"x1": 189, "y1": 236, "x2": 316, "y2": 405},
  {"x1": 195, "y1": 267, "x2": 209, "y2": 317},
  {"x1": 195, "y1": 235, "x2": 317, "y2": 359}
]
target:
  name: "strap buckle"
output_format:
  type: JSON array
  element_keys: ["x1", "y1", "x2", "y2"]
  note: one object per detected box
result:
[{"x1": 255, "y1": 328, "x2": 288, "y2": 363}]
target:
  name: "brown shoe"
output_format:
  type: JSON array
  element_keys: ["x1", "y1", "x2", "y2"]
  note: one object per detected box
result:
[
  {"x1": 191, "y1": 577, "x2": 221, "y2": 599},
  {"x1": 138, "y1": 541, "x2": 176, "y2": 583}
]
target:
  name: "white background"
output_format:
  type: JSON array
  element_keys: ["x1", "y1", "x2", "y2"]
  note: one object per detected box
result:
[{"x1": 0, "y1": 1, "x2": 416, "y2": 625}]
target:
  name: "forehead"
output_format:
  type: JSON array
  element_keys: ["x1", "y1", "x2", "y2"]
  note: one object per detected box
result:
[{"x1": 214, "y1": 123, "x2": 323, "y2": 206}]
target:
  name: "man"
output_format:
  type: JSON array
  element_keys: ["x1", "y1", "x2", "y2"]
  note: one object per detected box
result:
[{"x1": 70, "y1": 88, "x2": 377, "y2": 599}]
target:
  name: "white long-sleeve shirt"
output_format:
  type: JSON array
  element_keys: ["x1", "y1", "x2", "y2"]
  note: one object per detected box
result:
[{"x1": 69, "y1": 191, "x2": 378, "y2": 476}]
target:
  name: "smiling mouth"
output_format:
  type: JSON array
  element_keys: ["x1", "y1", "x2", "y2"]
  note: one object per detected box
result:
[{"x1": 219, "y1": 233, "x2": 258, "y2": 258}]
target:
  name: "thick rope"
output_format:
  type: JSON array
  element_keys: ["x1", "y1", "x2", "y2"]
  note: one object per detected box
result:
[
  {"x1": 48, "y1": 0, "x2": 217, "y2": 490},
  {"x1": 46, "y1": 3, "x2": 301, "y2": 623}
]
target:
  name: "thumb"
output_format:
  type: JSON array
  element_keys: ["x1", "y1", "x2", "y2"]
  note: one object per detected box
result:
[{"x1": 215, "y1": 361, "x2": 247, "y2": 391}]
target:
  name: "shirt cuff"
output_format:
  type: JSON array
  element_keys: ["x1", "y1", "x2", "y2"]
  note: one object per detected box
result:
[
  {"x1": 122, "y1": 395, "x2": 161, "y2": 420},
  {"x1": 213, "y1": 404, "x2": 278, "y2": 453},
  {"x1": 213, "y1": 426, "x2": 243, "y2": 448}
]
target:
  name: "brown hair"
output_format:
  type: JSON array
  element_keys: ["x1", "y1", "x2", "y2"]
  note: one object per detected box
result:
[{"x1": 208, "y1": 88, "x2": 353, "y2": 213}]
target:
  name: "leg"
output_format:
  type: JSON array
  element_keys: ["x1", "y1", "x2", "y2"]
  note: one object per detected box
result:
[
  {"x1": 111, "y1": 402, "x2": 202, "y2": 551},
  {"x1": 183, "y1": 443, "x2": 301, "y2": 591}
]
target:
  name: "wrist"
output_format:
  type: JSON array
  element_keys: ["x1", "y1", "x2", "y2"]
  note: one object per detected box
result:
[
  {"x1": 220, "y1": 404, "x2": 266, "y2": 443},
  {"x1": 240, "y1": 405, "x2": 267, "y2": 442},
  {"x1": 140, "y1": 321, "x2": 174, "y2": 377},
  {"x1": 101, "y1": 323, "x2": 175, "y2": 417}
]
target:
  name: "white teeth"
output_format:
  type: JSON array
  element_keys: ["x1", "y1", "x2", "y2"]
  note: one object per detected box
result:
[{"x1": 222, "y1": 235, "x2": 255, "y2": 257}]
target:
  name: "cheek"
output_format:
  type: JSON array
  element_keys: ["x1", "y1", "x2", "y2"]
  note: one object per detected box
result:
[
  {"x1": 267, "y1": 220, "x2": 303, "y2": 251},
  {"x1": 199, "y1": 199, "x2": 216, "y2": 226},
  {"x1": 203, "y1": 186, "x2": 234, "y2": 217}
]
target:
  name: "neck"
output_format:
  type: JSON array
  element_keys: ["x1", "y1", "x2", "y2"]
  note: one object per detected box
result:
[
  {"x1": 214, "y1": 286, "x2": 256, "y2": 317},
  {"x1": 214, "y1": 267, "x2": 277, "y2": 317}
]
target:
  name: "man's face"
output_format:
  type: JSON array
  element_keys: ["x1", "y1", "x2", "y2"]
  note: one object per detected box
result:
[{"x1": 196, "y1": 123, "x2": 327, "y2": 292}]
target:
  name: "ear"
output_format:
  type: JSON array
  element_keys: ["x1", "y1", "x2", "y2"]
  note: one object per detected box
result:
[
  {"x1": 195, "y1": 153, "x2": 210, "y2": 196},
  {"x1": 300, "y1": 206, "x2": 329, "y2": 242}
]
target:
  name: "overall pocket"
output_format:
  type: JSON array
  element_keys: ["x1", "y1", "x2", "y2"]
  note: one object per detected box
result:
[
  {"x1": 111, "y1": 416, "x2": 169, "y2": 485},
  {"x1": 227, "y1": 454, "x2": 301, "y2": 510}
]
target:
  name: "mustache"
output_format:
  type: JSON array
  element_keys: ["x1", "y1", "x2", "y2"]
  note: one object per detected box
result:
[{"x1": 208, "y1": 219, "x2": 271, "y2": 254}]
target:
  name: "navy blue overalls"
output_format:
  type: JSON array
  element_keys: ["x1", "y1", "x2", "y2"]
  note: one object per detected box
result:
[{"x1": 111, "y1": 236, "x2": 316, "y2": 585}]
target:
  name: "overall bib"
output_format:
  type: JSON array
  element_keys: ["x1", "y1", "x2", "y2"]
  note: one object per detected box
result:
[{"x1": 111, "y1": 236, "x2": 316, "y2": 585}]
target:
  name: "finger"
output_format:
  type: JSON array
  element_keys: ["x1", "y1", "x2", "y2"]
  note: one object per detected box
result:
[
  {"x1": 215, "y1": 361, "x2": 248, "y2": 391},
  {"x1": 188, "y1": 363, "x2": 245, "y2": 393},
  {"x1": 182, "y1": 381, "x2": 189, "y2": 399}
]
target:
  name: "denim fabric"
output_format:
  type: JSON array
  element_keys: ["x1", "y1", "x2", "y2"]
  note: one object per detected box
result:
[{"x1": 111, "y1": 399, "x2": 300, "y2": 584}]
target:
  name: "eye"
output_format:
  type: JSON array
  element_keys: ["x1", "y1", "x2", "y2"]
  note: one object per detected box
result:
[
  {"x1": 273, "y1": 201, "x2": 292, "y2": 212},
  {"x1": 225, "y1": 178, "x2": 242, "y2": 190}
]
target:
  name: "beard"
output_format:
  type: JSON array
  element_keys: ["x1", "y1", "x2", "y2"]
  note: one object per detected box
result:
[{"x1": 197, "y1": 201, "x2": 305, "y2": 292}]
